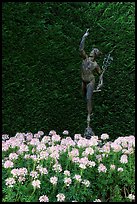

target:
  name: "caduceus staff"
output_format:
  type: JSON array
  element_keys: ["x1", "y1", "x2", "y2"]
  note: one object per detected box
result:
[{"x1": 94, "y1": 50, "x2": 113, "y2": 93}]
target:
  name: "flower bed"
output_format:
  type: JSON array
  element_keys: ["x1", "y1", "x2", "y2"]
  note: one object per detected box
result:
[{"x1": 2, "y1": 131, "x2": 135, "y2": 202}]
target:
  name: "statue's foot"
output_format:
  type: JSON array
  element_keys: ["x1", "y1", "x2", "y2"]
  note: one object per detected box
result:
[{"x1": 84, "y1": 126, "x2": 95, "y2": 139}]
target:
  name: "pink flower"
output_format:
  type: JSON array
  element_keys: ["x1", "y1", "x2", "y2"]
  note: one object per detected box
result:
[
  {"x1": 74, "y1": 134, "x2": 82, "y2": 140},
  {"x1": 64, "y1": 170, "x2": 70, "y2": 177},
  {"x1": 50, "y1": 176, "x2": 58, "y2": 185},
  {"x1": 73, "y1": 174, "x2": 82, "y2": 182},
  {"x1": 30, "y1": 171, "x2": 39, "y2": 179},
  {"x1": 36, "y1": 143, "x2": 46, "y2": 152},
  {"x1": 11, "y1": 168, "x2": 28, "y2": 177},
  {"x1": 39, "y1": 195, "x2": 49, "y2": 202},
  {"x1": 64, "y1": 177, "x2": 72, "y2": 186},
  {"x1": 41, "y1": 136, "x2": 51, "y2": 144},
  {"x1": 25, "y1": 132, "x2": 33, "y2": 141},
  {"x1": 56, "y1": 193, "x2": 65, "y2": 202},
  {"x1": 49, "y1": 130, "x2": 56, "y2": 136},
  {"x1": 52, "y1": 134, "x2": 61, "y2": 142},
  {"x1": 4, "y1": 160, "x2": 14, "y2": 168},
  {"x1": 68, "y1": 148, "x2": 79, "y2": 158},
  {"x1": 18, "y1": 176, "x2": 26, "y2": 183},
  {"x1": 101, "y1": 133, "x2": 109, "y2": 140},
  {"x1": 120, "y1": 154, "x2": 128, "y2": 163},
  {"x1": 88, "y1": 161, "x2": 96, "y2": 167},
  {"x1": 9, "y1": 153, "x2": 18, "y2": 160},
  {"x1": 5, "y1": 177, "x2": 16, "y2": 187},
  {"x1": 84, "y1": 147, "x2": 94, "y2": 156},
  {"x1": 32, "y1": 179, "x2": 41, "y2": 188},
  {"x1": 110, "y1": 164, "x2": 116, "y2": 170},
  {"x1": 111, "y1": 143, "x2": 122, "y2": 152},
  {"x1": 98, "y1": 163, "x2": 107, "y2": 173},
  {"x1": 53, "y1": 163, "x2": 62, "y2": 173}
]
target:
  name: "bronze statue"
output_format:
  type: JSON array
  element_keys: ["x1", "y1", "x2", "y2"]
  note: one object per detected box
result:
[{"x1": 79, "y1": 29, "x2": 103, "y2": 130}]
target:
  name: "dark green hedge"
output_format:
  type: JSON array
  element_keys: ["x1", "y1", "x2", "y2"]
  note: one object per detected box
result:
[{"x1": 2, "y1": 2, "x2": 135, "y2": 139}]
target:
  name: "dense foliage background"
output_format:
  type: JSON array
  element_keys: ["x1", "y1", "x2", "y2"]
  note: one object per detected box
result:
[{"x1": 2, "y1": 2, "x2": 135, "y2": 139}]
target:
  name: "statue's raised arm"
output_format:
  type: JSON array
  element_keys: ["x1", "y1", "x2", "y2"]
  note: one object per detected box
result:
[{"x1": 79, "y1": 29, "x2": 90, "y2": 59}]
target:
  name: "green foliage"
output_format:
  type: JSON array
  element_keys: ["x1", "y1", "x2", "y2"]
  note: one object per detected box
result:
[
  {"x1": 2, "y1": 2, "x2": 135, "y2": 138},
  {"x1": 2, "y1": 133, "x2": 135, "y2": 202}
]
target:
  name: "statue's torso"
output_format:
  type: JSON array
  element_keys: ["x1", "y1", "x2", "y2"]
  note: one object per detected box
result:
[{"x1": 81, "y1": 58, "x2": 97, "y2": 82}]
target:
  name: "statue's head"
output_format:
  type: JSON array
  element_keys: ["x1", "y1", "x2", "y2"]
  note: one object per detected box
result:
[{"x1": 89, "y1": 48, "x2": 102, "y2": 58}]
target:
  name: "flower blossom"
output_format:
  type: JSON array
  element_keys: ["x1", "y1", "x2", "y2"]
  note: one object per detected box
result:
[
  {"x1": 53, "y1": 163, "x2": 62, "y2": 173},
  {"x1": 52, "y1": 134, "x2": 61, "y2": 142},
  {"x1": 101, "y1": 133, "x2": 109, "y2": 140},
  {"x1": 63, "y1": 130, "x2": 69, "y2": 135},
  {"x1": 9, "y1": 153, "x2": 18, "y2": 160},
  {"x1": 11, "y1": 168, "x2": 28, "y2": 177},
  {"x1": 39, "y1": 195, "x2": 49, "y2": 202},
  {"x1": 56, "y1": 193, "x2": 65, "y2": 202},
  {"x1": 98, "y1": 163, "x2": 107, "y2": 173},
  {"x1": 79, "y1": 163, "x2": 86, "y2": 169},
  {"x1": 50, "y1": 176, "x2": 58, "y2": 185},
  {"x1": 128, "y1": 194, "x2": 135, "y2": 200},
  {"x1": 110, "y1": 164, "x2": 116, "y2": 170},
  {"x1": 120, "y1": 154, "x2": 128, "y2": 164},
  {"x1": 30, "y1": 171, "x2": 39, "y2": 179},
  {"x1": 93, "y1": 199, "x2": 101, "y2": 202},
  {"x1": 117, "y1": 167, "x2": 123, "y2": 172},
  {"x1": 88, "y1": 161, "x2": 96, "y2": 167},
  {"x1": 82, "y1": 179, "x2": 90, "y2": 187},
  {"x1": 4, "y1": 160, "x2": 14, "y2": 168},
  {"x1": 73, "y1": 174, "x2": 82, "y2": 182},
  {"x1": 64, "y1": 170, "x2": 70, "y2": 177},
  {"x1": 32, "y1": 179, "x2": 41, "y2": 188},
  {"x1": 5, "y1": 177, "x2": 16, "y2": 188},
  {"x1": 64, "y1": 177, "x2": 72, "y2": 186}
]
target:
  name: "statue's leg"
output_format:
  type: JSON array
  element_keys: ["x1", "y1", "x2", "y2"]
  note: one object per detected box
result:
[
  {"x1": 82, "y1": 81, "x2": 87, "y2": 100},
  {"x1": 86, "y1": 80, "x2": 95, "y2": 127}
]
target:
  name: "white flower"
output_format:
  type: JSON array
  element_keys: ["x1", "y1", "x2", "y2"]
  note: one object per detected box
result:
[
  {"x1": 98, "y1": 163, "x2": 107, "y2": 173},
  {"x1": 73, "y1": 174, "x2": 82, "y2": 182},
  {"x1": 32, "y1": 179, "x2": 41, "y2": 188},
  {"x1": 128, "y1": 194, "x2": 135, "y2": 200},
  {"x1": 79, "y1": 163, "x2": 86, "y2": 169},
  {"x1": 50, "y1": 176, "x2": 58, "y2": 185},
  {"x1": 64, "y1": 170, "x2": 70, "y2": 177},
  {"x1": 56, "y1": 193, "x2": 65, "y2": 202},
  {"x1": 82, "y1": 179, "x2": 90, "y2": 187},
  {"x1": 117, "y1": 167, "x2": 123, "y2": 172},
  {"x1": 30, "y1": 171, "x2": 39, "y2": 179},
  {"x1": 110, "y1": 164, "x2": 116, "y2": 170},
  {"x1": 39, "y1": 195, "x2": 49, "y2": 202},
  {"x1": 93, "y1": 199, "x2": 101, "y2": 202},
  {"x1": 5, "y1": 177, "x2": 16, "y2": 187},
  {"x1": 120, "y1": 154, "x2": 128, "y2": 164},
  {"x1": 64, "y1": 177, "x2": 72, "y2": 186},
  {"x1": 101, "y1": 133, "x2": 109, "y2": 140},
  {"x1": 4, "y1": 160, "x2": 14, "y2": 168},
  {"x1": 63, "y1": 130, "x2": 69, "y2": 135}
]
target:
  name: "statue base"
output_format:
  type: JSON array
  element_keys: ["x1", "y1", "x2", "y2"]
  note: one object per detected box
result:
[{"x1": 84, "y1": 126, "x2": 95, "y2": 139}]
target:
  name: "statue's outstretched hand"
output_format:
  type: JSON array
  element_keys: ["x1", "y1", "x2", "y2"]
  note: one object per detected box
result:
[{"x1": 83, "y1": 29, "x2": 89, "y2": 37}]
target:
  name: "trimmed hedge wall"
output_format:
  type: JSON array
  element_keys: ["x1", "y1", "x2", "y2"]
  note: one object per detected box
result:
[{"x1": 2, "y1": 2, "x2": 135, "y2": 139}]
